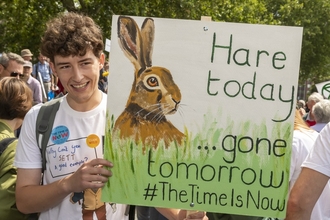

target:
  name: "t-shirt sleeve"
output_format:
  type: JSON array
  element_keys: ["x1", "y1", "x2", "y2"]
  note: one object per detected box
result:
[
  {"x1": 302, "y1": 123, "x2": 330, "y2": 177},
  {"x1": 290, "y1": 133, "x2": 299, "y2": 180},
  {"x1": 14, "y1": 105, "x2": 43, "y2": 169}
]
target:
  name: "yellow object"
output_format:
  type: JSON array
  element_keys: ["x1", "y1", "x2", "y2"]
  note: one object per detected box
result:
[
  {"x1": 86, "y1": 134, "x2": 100, "y2": 148},
  {"x1": 102, "y1": 71, "x2": 109, "y2": 77}
]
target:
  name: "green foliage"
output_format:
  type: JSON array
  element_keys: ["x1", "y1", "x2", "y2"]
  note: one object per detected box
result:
[
  {"x1": 267, "y1": 0, "x2": 330, "y2": 83},
  {"x1": 0, "y1": 0, "x2": 64, "y2": 59},
  {"x1": 1, "y1": 0, "x2": 330, "y2": 83}
]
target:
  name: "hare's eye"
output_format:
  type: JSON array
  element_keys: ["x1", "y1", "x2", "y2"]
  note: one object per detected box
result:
[{"x1": 147, "y1": 77, "x2": 158, "y2": 87}]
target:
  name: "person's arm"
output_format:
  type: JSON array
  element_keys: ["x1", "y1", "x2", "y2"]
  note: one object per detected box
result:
[
  {"x1": 15, "y1": 158, "x2": 113, "y2": 214},
  {"x1": 51, "y1": 74, "x2": 58, "y2": 90},
  {"x1": 32, "y1": 64, "x2": 37, "y2": 78},
  {"x1": 1, "y1": 142, "x2": 19, "y2": 218},
  {"x1": 48, "y1": 63, "x2": 57, "y2": 90},
  {"x1": 156, "y1": 208, "x2": 207, "y2": 220},
  {"x1": 286, "y1": 167, "x2": 329, "y2": 220},
  {"x1": 34, "y1": 80, "x2": 43, "y2": 104}
]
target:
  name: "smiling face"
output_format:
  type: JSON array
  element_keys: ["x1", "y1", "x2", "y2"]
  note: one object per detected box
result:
[{"x1": 51, "y1": 50, "x2": 105, "y2": 111}]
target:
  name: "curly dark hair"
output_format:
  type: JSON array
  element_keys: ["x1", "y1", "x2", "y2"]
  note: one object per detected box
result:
[
  {"x1": 40, "y1": 12, "x2": 104, "y2": 63},
  {"x1": 0, "y1": 78, "x2": 33, "y2": 120}
]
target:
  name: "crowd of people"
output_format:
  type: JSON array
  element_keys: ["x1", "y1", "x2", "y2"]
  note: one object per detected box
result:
[{"x1": 1, "y1": 11, "x2": 330, "y2": 220}]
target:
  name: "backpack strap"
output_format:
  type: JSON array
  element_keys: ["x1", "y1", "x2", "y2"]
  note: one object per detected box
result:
[
  {"x1": 36, "y1": 98, "x2": 62, "y2": 171},
  {"x1": 0, "y1": 137, "x2": 17, "y2": 156}
]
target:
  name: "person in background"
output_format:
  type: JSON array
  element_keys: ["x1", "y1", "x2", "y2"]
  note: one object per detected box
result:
[
  {"x1": 21, "y1": 61, "x2": 42, "y2": 105},
  {"x1": 32, "y1": 53, "x2": 56, "y2": 101},
  {"x1": 303, "y1": 92, "x2": 324, "y2": 126},
  {"x1": 290, "y1": 109, "x2": 319, "y2": 189},
  {"x1": 286, "y1": 118, "x2": 330, "y2": 219},
  {"x1": 104, "y1": 61, "x2": 109, "y2": 72},
  {"x1": 20, "y1": 49, "x2": 33, "y2": 62},
  {"x1": 0, "y1": 77, "x2": 33, "y2": 219},
  {"x1": 296, "y1": 99, "x2": 306, "y2": 116},
  {"x1": 310, "y1": 99, "x2": 330, "y2": 132},
  {"x1": 54, "y1": 79, "x2": 66, "y2": 98},
  {"x1": 137, "y1": 206, "x2": 167, "y2": 220},
  {"x1": 136, "y1": 206, "x2": 150, "y2": 220},
  {"x1": 206, "y1": 213, "x2": 262, "y2": 220},
  {"x1": 98, "y1": 63, "x2": 108, "y2": 93},
  {"x1": 289, "y1": 109, "x2": 330, "y2": 219},
  {"x1": 14, "y1": 12, "x2": 207, "y2": 220},
  {"x1": 0, "y1": 52, "x2": 25, "y2": 80}
]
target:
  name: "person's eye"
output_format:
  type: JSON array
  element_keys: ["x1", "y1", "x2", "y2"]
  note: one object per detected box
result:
[
  {"x1": 59, "y1": 65, "x2": 70, "y2": 69},
  {"x1": 81, "y1": 61, "x2": 92, "y2": 66}
]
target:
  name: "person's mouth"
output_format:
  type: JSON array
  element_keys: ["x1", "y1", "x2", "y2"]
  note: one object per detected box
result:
[{"x1": 72, "y1": 82, "x2": 88, "y2": 89}]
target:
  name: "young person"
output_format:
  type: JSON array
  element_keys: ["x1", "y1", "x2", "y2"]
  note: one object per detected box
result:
[
  {"x1": 0, "y1": 77, "x2": 33, "y2": 219},
  {"x1": 14, "y1": 12, "x2": 207, "y2": 220}
]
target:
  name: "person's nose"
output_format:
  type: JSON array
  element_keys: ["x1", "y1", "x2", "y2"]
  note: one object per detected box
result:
[{"x1": 71, "y1": 67, "x2": 84, "y2": 81}]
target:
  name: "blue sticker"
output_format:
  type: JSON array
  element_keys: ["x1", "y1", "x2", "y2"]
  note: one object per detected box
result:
[{"x1": 51, "y1": 126, "x2": 70, "y2": 145}]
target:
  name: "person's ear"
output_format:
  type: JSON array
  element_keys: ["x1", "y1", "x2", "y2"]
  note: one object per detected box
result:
[{"x1": 99, "y1": 53, "x2": 105, "y2": 70}]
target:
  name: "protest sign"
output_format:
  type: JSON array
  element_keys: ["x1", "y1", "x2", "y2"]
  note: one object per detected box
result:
[
  {"x1": 105, "y1": 38, "x2": 111, "y2": 53},
  {"x1": 316, "y1": 80, "x2": 330, "y2": 99},
  {"x1": 102, "y1": 15, "x2": 303, "y2": 218}
]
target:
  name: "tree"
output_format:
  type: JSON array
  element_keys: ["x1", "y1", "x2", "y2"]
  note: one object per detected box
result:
[
  {"x1": 0, "y1": 0, "x2": 64, "y2": 55},
  {"x1": 265, "y1": 0, "x2": 330, "y2": 83}
]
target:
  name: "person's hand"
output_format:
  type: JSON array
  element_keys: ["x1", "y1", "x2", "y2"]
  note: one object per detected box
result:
[
  {"x1": 298, "y1": 107, "x2": 306, "y2": 116},
  {"x1": 177, "y1": 210, "x2": 208, "y2": 220},
  {"x1": 185, "y1": 211, "x2": 208, "y2": 220},
  {"x1": 156, "y1": 207, "x2": 208, "y2": 220},
  {"x1": 52, "y1": 84, "x2": 59, "y2": 91},
  {"x1": 60, "y1": 158, "x2": 113, "y2": 193}
]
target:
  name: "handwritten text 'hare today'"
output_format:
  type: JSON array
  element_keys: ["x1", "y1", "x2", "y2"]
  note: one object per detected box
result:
[{"x1": 208, "y1": 33, "x2": 295, "y2": 123}]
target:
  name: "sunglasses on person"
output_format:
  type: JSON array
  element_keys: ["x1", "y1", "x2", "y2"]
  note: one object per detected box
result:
[{"x1": 10, "y1": 72, "x2": 24, "y2": 78}]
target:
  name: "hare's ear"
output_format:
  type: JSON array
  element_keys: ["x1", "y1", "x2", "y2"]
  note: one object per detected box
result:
[
  {"x1": 117, "y1": 16, "x2": 145, "y2": 71},
  {"x1": 141, "y1": 18, "x2": 155, "y2": 68}
]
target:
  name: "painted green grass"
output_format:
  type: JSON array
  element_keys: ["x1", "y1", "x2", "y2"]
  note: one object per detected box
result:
[{"x1": 102, "y1": 109, "x2": 292, "y2": 218}]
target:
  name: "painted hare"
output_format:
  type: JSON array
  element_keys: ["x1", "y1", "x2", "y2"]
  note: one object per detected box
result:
[{"x1": 114, "y1": 16, "x2": 185, "y2": 148}]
